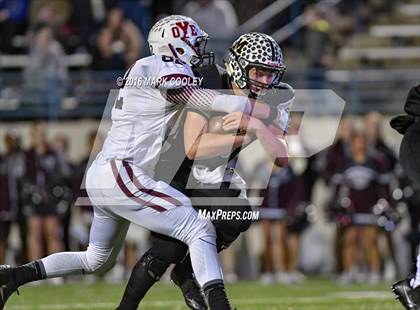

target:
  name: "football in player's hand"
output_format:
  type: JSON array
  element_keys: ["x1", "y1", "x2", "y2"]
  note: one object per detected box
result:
[{"x1": 208, "y1": 116, "x2": 246, "y2": 135}]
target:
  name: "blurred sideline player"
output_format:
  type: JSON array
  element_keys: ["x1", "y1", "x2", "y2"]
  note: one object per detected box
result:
[
  {"x1": 116, "y1": 32, "x2": 293, "y2": 310},
  {"x1": 364, "y1": 112, "x2": 400, "y2": 277},
  {"x1": 391, "y1": 84, "x2": 420, "y2": 310},
  {"x1": 259, "y1": 115, "x2": 307, "y2": 285},
  {"x1": 0, "y1": 15, "x2": 278, "y2": 310},
  {"x1": 333, "y1": 126, "x2": 391, "y2": 284},
  {"x1": 321, "y1": 116, "x2": 353, "y2": 275}
]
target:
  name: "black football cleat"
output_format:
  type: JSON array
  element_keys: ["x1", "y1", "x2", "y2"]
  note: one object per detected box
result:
[
  {"x1": 392, "y1": 277, "x2": 420, "y2": 310},
  {"x1": 170, "y1": 269, "x2": 208, "y2": 310},
  {"x1": 0, "y1": 265, "x2": 19, "y2": 310}
]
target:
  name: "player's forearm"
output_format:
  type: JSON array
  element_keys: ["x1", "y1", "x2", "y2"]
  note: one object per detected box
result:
[
  {"x1": 255, "y1": 124, "x2": 288, "y2": 167},
  {"x1": 250, "y1": 99, "x2": 271, "y2": 119},
  {"x1": 164, "y1": 87, "x2": 251, "y2": 114},
  {"x1": 249, "y1": 99, "x2": 285, "y2": 125},
  {"x1": 187, "y1": 133, "x2": 245, "y2": 160}
]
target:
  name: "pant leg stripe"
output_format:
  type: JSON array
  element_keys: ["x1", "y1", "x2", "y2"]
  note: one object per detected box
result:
[
  {"x1": 122, "y1": 161, "x2": 182, "y2": 207},
  {"x1": 110, "y1": 160, "x2": 167, "y2": 212}
]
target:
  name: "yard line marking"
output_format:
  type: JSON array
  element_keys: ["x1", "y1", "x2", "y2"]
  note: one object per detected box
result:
[
  {"x1": 331, "y1": 291, "x2": 392, "y2": 299},
  {"x1": 7, "y1": 291, "x2": 395, "y2": 309}
]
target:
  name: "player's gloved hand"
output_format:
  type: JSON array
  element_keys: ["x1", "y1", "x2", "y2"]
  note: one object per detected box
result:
[
  {"x1": 390, "y1": 114, "x2": 416, "y2": 135},
  {"x1": 390, "y1": 84, "x2": 420, "y2": 135}
]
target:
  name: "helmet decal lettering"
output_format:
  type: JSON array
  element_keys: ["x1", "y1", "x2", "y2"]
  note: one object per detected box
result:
[
  {"x1": 148, "y1": 15, "x2": 209, "y2": 66},
  {"x1": 171, "y1": 27, "x2": 181, "y2": 38},
  {"x1": 234, "y1": 39, "x2": 248, "y2": 53},
  {"x1": 190, "y1": 24, "x2": 197, "y2": 36},
  {"x1": 174, "y1": 21, "x2": 190, "y2": 38}
]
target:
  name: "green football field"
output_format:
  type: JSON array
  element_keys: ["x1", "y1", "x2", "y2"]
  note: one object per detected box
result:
[{"x1": 6, "y1": 278, "x2": 402, "y2": 310}]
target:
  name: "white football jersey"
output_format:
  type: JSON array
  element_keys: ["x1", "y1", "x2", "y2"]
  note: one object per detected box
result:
[{"x1": 97, "y1": 54, "x2": 195, "y2": 176}]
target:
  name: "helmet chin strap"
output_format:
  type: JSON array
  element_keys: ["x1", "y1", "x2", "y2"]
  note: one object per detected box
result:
[
  {"x1": 248, "y1": 83, "x2": 270, "y2": 98},
  {"x1": 248, "y1": 90, "x2": 258, "y2": 99}
]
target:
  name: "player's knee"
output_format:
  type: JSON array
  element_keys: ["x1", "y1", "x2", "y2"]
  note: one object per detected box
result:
[
  {"x1": 85, "y1": 245, "x2": 113, "y2": 273},
  {"x1": 140, "y1": 249, "x2": 171, "y2": 281},
  {"x1": 175, "y1": 207, "x2": 216, "y2": 245},
  {"x1": 187, "y1": 217, "x2": 217, "y2": 246},
  {"x1": 197, "y1": 220, "x2": 217, "y2": 247}
]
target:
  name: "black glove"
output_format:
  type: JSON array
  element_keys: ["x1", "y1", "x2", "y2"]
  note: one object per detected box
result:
[
  {"x1": 405, "y1": 84, "x2": 420, "y2": 116},
  {"x1": 390, "y1": 85, "x2": 420, "y2": 135},
  {"x1": 390, "y1": 114, "x2": 415, "y2": 135}
]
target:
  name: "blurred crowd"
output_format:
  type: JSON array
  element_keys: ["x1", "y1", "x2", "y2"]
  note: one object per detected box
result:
[
  {"x1": 250, "y1": 112, "x2": 420, "y2": 285},
  {"x1": 0, "y1": 0, "x2": 402, "y2": 120},
  {"x1": 2, "y1": 0, "x2": 398, "y2": 72},
  {"x1": 0, "y1": 0, "x2": 395, "y2": 58},
  {"x1": 0, "y1": 112, "x2": 418, "y2": 285},
  {"x1": 0, "y1": 123, "x2": 99, "y2": 267},
  {"x1": 0, "y1": 0, "x2": 253, "y2": 62}
]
